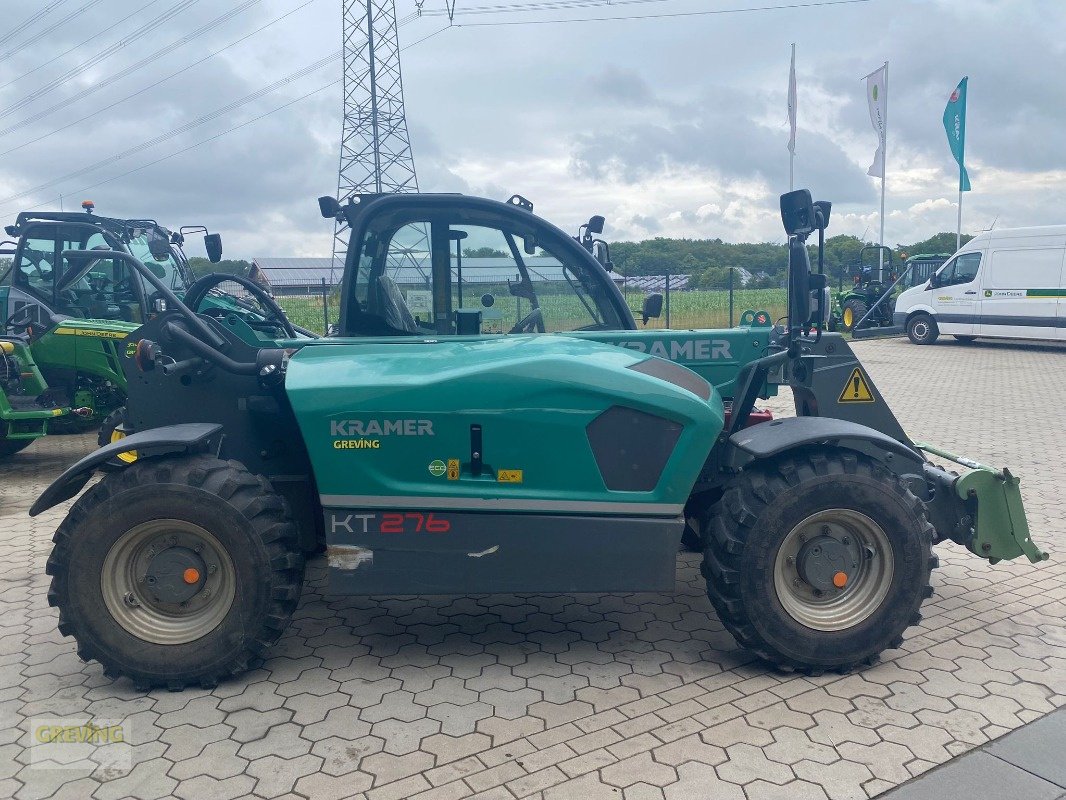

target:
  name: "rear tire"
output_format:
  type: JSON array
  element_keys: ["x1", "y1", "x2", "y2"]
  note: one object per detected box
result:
[
  {"x1": 702, "y1": 450, "x2": 935, "y2": 673},
  {"x1": 0, "y1": 437, "x2": 33, "y2": 457},
  {"x1": 906, "y1": 313, "x2": 939, "y2": 345},
  {"x1": 46, "y1": 454, "x2": 304, "y2": 689}
]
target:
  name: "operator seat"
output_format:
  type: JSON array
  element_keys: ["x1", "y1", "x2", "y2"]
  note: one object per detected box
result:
[{"x1": 374, "y1": 275, "x2": 419, "y2": 333}]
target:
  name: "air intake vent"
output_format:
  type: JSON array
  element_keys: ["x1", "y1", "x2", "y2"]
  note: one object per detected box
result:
[{"x1": 586, "y1": 406, "x2": 682, "y2": 492}]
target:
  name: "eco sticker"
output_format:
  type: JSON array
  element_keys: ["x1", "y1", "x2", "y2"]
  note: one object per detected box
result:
[
  {"x1": 447, "y1": 459, "x2": 460, "y2": 480},
  {"x1": 838, "y1": 368, "x2": 875, "y2": 404},
  {"x1": 497, "y1": 470, "x2": 524, "y2": 484},
  {"x1": 428, "y1": 460, "x2": 447, "y2": 477}
]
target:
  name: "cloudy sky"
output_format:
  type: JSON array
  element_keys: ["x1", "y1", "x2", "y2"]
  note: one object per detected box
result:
[{"x1": 0, "y1": 0, "x2": 1061, "y2": 259}]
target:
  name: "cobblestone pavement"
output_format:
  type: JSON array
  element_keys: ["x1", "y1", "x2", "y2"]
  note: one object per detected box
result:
[{"x1": 1, "y1": 336, "x2": 1064, "y2": 800}]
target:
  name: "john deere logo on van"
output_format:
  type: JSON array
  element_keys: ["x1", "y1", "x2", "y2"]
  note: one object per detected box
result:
[{"x1": 330, "y1": 419, "x2": 434, "y2": 437}]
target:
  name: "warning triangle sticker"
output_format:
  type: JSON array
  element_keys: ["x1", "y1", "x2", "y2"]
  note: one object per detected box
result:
[{"x1": 838, "y1": 367, "x2": 875, "y2": 403}]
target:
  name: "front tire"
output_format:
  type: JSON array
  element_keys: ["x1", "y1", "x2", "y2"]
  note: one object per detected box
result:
[
  {"x1": 702, "y1": 451, "x2": 935, "y2": 673},
  {"x1": 841, "y1": 299, "x2": 868, "y2": 332},
  {"x1": 46, "y1": 455, "x2": 304, "y2": 689},
  {"x1": 906, "y1": 313, "x2": 939, "y2": 345}
]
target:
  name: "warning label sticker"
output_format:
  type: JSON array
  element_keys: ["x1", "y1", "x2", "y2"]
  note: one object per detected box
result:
[
  {"x1": 497, "y1": 470, "x2": 524, "y2": 484},
  {"x1": 838, "y1": 368, "x2": 875, "y2": 403},
  {"x1": 447, "y1": 459, "x2": 460, "y2": 480}
]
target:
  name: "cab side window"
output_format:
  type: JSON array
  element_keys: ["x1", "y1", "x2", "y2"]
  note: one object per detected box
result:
[
  {"x1": 14, "y1": 235, "x2": 57, "y2": 300},
  {"x1": 939, "y1": 253, "x2": 981, "y2": 286}
]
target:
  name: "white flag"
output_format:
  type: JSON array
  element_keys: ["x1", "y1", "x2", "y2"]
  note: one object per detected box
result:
[
  {"x1": 865, "y1": 64, "x2": 887, "y2": 177},
  {"x1": 787, "y1": 44, "x2": 797, "y2": 154}
]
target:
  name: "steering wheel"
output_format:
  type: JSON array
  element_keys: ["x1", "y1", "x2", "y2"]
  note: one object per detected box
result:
[
  {"x1": 183, "y1": 273, "x2": 297, "y2": 339},
  {"x1": 509, "y1": 307, "x2": 545, "y2": 334},
  {"x1": 5, "y1": 308, "x2": 34, "y2": 336}
]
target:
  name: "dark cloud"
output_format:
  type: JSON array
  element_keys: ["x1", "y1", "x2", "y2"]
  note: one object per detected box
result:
[{"x1": 0, "y1": 0, "x2": 1059, "y2": 256}]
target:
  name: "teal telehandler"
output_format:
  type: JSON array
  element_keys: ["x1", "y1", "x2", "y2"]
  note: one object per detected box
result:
[{"x1": 31, "y1": 189, "x2": 1045, "y2": 690}]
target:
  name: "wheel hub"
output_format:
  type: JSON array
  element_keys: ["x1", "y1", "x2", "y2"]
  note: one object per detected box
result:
[
  {"x1": 101, "y1": 520, "x2": 236, "y2": 645},
  {"x1": 795, "y1": 535, "x2": 857, "y2": 593},
  {"x1": 144, "y1": 546, "x2": 206, "y2": 605},
  {"x1": 773, "y1": 509, "x2": 894, "y2": 632}
]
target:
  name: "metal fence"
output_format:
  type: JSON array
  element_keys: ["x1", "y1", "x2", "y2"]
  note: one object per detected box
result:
[{"x1": 257, "y1": 268, "x2": 787, "y2": 336}]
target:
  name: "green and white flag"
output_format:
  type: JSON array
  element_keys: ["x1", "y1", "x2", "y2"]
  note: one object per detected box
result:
[
  {"x1": 864, "y1": 65, "x2": 887, "y2": 178},
  {"x1": 943, "y1": 77, "x2": 971, "y2": 191}
]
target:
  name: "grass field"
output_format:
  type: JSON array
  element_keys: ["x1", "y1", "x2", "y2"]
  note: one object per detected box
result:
[{"x1": 277, "y1": 287, "x2": 788, "y2": 336}]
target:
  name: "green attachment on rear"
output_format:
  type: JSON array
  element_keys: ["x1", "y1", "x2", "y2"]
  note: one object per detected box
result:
[{"x1": 915, "y1": 442, "x2": 1049, "y2": 564}]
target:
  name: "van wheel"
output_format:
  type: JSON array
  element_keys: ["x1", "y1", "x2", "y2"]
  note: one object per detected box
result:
[
  {"x1": 953, "y1": 335, "x2": 977, "y2": 344},
  {"x1": 701, "y1": 451, "x2": 935, "y2": 673},
  {"x1": 46, "y1": 454, "x2": 304, "y2": 690},
  {"x1": 907, "y1": 314, "x2": 938, "y2": 345}
]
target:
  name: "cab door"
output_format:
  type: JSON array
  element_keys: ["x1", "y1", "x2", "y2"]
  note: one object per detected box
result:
[{"x1": 931, "y1": 252, "x2": 982, "y2": 334}]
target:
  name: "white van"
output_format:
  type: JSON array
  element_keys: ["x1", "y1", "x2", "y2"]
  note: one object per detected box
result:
[{"x1": 894, "y1": 225, "x2": 1066, "y2": 344}]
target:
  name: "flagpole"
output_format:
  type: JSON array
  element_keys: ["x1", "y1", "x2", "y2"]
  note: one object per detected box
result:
[
  {"x1": 789, "y1": 43, "x2": 795, "y2": 191},
  {"x1": 878, "y1": 61, "x2": 888, "y2": 273},
  {"x1": 957, "y1": 186, "x2": 962, "y2": 251}
]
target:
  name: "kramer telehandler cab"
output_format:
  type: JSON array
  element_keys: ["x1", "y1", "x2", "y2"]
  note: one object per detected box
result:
[{"x1": 32, "y1": 189, "x2": 1045, "y2": 691}]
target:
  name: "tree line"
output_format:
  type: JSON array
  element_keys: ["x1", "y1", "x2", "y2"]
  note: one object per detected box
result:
[
  {"x1": 610, "y1": 232, "x2": 972, "y2": 289},
  {"x1": 186, "y1": 231, "x2": 972, "y2": 290}
]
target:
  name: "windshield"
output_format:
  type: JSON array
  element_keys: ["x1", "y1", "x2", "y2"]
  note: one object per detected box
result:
[{"x1": 126, "y1": 230, "x2": 187, "y2": 292}]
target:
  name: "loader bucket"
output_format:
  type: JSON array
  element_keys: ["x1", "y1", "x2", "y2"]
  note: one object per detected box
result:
[{"x1": 916, "y1": 442, "x2": 1049, "y2": 564}]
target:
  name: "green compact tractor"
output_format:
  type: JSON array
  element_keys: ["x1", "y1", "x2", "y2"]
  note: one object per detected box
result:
[
  {"x1": 831, "y1": 245, "x2": 896, "y2": 333},
  {"x1": 0, "y1": 204, "x2": 302, "y2": 439},
  {"x1": 33, "y1": 189, "x2": 1046, "y2": 690},
  {"x1": 1, "y1": 335, "x2": 72, "y2": 457}
]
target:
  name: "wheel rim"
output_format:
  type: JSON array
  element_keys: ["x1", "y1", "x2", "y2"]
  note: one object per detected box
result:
[
  {"x1": 773, "y1": 509, "x2": 894, "y2": 632},
  {"x1": 843, "y1": 308, "x2": 853, "y2": 328},
  {"x1": 912, "y1": 320, "x2": 928, "y2": 340},
  {"x1": 101, "y1": 519, "x2": 236, "y2": 644},
  {"x1": 109, "y1": 427, "x2": 137, "y2": 464}
]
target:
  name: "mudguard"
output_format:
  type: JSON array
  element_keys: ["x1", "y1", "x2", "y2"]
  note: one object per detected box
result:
[
  {"x1": 29, "y1": 423, "x2": 222, "y2": 516},
  {"x1": 726, "y1": 416, "x2": 923, "y2": 472}
]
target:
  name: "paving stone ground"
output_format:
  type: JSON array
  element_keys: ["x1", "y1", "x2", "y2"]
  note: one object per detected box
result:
[{"x1": 1, "y1": 336, "x2": 1064, "y2": 800}]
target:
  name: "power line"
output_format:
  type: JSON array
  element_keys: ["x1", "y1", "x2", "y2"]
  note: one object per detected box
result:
[
  {"x1": 0, "y1": 0, "x2": 201, "y2": 118},
  {"x1": 0, "y1": 0, "x2": 70, "y2": 49},
  {"x1": 0, "y1": 0, "x2": 165, "y2": 93},
  {"x1": 418, "y1": 0, "x2": 674, "y2": 17},
  {"x1": 0, "y1": 0, "x2": 264, "y2": 138},
  {"x1": 0, "y1": 0, "x2": 322, "y2": 159},
  {"x1": 5, "y1": 23, "x2": 452, "y2": 212},
  {"x1": 449, "y1": 0, "x2": 874, "y2": 25},
  {"x1": 0, "y1": 0, "x2": 105, "y2": 65},
  {"x1": 0, "y1": 52, "x2": 340, "y2": 206}
]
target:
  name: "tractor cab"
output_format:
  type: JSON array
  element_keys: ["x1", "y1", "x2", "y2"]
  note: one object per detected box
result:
[
  {"x1": 328, "y1": 193, "x2": 638, "y2": 339},
  {"x1": 0, "y1": 206, "x2": 226, "y2": 424}
]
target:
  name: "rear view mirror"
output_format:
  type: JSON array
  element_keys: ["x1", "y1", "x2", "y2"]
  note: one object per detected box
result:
[
  {"x1": 780, "y1": 189, "x2": 816, "y2": 236},
  {"x1": 204, "y1": 233, "x2": 222, "y2": 263},
  {"x1": 587, "y1": 215, "x2": 605, "y2": 235},
  {"x1": 813, "y1": 200, "x2": 832, "y2": 230},
  {"x1": 318, "y1": 196, "x2": 341, "y2": 219},
  {"x1": 523, "y1": 235, "x2": 537, "y2": 255},
  {"x1": 641, "y1": 293, "x2": 663, "y2": 324}
]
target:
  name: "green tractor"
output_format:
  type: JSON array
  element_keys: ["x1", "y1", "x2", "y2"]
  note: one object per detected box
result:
[
  {"x1": 831, "y1": 245, "x2": 897, "y2": 333},
  {"x1": 0, "y1": 204, "x2": 302, "y2": 440},
  {"x1": 32, "y1": 189, "x2": 1045, "y2": 690},
  {"x1": 0, "y1": 333, "x2": 73, "y2": 457}
]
